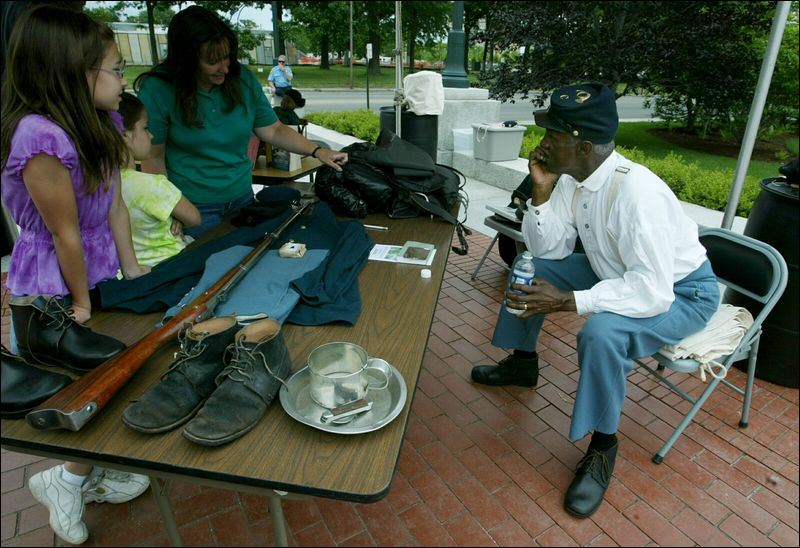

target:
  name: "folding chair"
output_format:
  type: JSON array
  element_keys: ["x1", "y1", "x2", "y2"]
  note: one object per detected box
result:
[
  {"x1": 634, "y1": 227, "x2": 788, "y2": 464},
  {"x1": 471, "y1": 215, "x2": 525, "y2": 280}
]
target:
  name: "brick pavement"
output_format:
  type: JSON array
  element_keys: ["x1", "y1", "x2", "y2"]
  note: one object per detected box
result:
[{"x1": 1, "y1": 231, "x2": 798, "y2": 546}]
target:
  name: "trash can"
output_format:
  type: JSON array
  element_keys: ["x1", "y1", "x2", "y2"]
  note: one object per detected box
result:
[
  {"x1": 379, "y1": 107, "x2": 438, "y2": 162},
  {"x1": 728, "y1": 177, "x2": 798, "y2": 387}
]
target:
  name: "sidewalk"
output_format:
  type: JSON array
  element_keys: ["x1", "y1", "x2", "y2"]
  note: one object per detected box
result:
[{"x1": 2, "y1": 207, "x2": 797, "y2": 547}]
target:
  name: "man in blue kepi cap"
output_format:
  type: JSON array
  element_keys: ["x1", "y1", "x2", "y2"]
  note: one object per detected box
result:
[{"x1": 470, "y1": 83, "x2": 719, "y2": 518}]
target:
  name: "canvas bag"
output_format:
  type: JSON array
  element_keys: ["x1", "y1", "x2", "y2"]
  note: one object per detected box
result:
[{"x1": 403, "y1": 71, "x2": 444, "y2": 116}]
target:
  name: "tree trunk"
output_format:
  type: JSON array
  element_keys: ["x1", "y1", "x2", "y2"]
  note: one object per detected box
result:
[
  {"x1": 276, "y1": 1, "x2": 285, "y2": 56},
  {"x1": 146, "y1": 1, "x2": 158, "y2": 65},
  {"x1": 320, "y1": 33, "x2": 330, "y2": 70},
  {"x1": 368, "y1": 29, "x2": 381, "y2": 76},
  {"x1": 408, "y1": 24, "x2": 417, "y2": 73},
  {"x1": 685, "y1": 97, "x2": 696, "y2": 132}
]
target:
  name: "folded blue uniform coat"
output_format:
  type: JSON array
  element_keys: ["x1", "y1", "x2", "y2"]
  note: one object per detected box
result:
[{"x1": 97, "y1": 203, "x2": 374, "y2": 326}]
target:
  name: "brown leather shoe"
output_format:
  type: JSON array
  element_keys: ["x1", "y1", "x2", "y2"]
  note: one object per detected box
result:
[
  {"x1": 183, "y1": 319, "x2": 292, "y2": 446},
  {"x1": 471, "y1": 353, "x2": 538, "y2": 387},
  {"x1": 122, "y1": 316, "x2": 239, "y2": 434}
]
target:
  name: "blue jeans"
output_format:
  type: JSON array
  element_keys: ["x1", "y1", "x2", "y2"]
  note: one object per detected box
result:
[
  {"x1": 492, "y1": 253, "x2": 719, "y2": 441},
  {"x1": 274, "y1": 86, "x2": 291, "y2": 97},
  {"x1": 185, "y1": 192, "x2": 254, "y2": 240}
]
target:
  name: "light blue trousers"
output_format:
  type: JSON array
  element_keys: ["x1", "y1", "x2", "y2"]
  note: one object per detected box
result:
[{"x1": 492, "y1": 253, "x2": 719, "y2": 441}]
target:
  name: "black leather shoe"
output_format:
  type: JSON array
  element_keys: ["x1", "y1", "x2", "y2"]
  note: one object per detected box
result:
[
  {"x1": 10, "y1": 296, "x2": 126, "y2": 374},
  {"x1": 122, "y1": 316, "x2": 239, "y2": 434},
  {"x1": 564, "y1": 443, "x2": 618, "y2": 518},
  {"x1": 471, "y1": 353, "x2": 538, "y2": 387},
  {"x1": 183, "y1": 319, "x2": 292, "y2": 446},
  {"x1": 1, "y1": 345, "x2": 72, "y2": 419}
]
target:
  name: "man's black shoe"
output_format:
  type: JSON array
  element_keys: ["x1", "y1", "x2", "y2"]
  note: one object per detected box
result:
[
  {"x1": 471, "y1": 353, "x2": 538, "y2": 387},
  {"x1": 564, "y1": 443, "x2": 618, "y2": 518}
]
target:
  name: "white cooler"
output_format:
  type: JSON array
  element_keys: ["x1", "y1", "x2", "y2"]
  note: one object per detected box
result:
[{"x1": 472, "y1": 123, "x2": 526, "y2": 162}]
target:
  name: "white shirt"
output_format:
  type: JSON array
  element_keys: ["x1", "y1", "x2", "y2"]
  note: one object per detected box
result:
[{"x1": 521, "y1": 151, "x2": 708, "y2": 318}]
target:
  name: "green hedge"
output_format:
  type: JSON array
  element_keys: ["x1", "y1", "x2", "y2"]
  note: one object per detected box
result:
[
  {"x1": 307, "y1": 111, "x2": 760, "y2": 217},
  {"x1": 305, "y1": 110, "x2": 380, "y2": 142}
]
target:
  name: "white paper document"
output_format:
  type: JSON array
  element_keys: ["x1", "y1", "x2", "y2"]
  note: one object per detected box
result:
[{"x1": 369, "y1": 241, "x2": 436, "y2": 266}]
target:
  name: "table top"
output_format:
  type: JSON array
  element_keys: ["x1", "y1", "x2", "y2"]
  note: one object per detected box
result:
[
  {"x1": 252, "y1": 155, "x2": 322, "y2": 183},
  {"x1": 1, "y1": 208, "x2": 456, "y2": 503}
]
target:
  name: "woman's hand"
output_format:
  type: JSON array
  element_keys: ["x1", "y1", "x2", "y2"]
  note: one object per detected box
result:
[
  {"x1": 316, "y1": 148, "x2": 348, "y2": 172},
  {"x1": 70, "y1": 303, "x2": 91, "y2": 324}
]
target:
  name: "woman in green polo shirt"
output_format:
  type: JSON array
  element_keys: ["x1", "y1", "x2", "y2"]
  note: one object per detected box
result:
[{"x1": 135, "y1": 5, "x2": 347, "y2": 239}]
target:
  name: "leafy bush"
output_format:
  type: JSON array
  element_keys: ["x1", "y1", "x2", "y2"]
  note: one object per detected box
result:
[
  {"x1": 311, "y1": 111, "x2": 761, "y2": 217},
  {"x1": 305, "y1": 110, "x2": 380, "y2": 142}
]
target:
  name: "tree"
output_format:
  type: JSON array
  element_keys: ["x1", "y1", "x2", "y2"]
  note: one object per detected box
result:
[
  {"x1": 479, "y1": 1, "x2": 791, "y2": 138},
  {"x1": 126, "y1": 2, "x2": 176, "y2": 24},
  {"x1": 85, "y1": 3, "x2": 122, "y2": 22},
  {"x1": 403, "y1": 1, "x2": 450, "y2": 72},
  {"x1": 283, "y1": 1, "x2": 350, "y2": 69}
]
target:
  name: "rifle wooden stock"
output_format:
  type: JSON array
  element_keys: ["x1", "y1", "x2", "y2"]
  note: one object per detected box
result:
[{"x1": 26, "y1": 201, "x2": 312, "y2": 432}]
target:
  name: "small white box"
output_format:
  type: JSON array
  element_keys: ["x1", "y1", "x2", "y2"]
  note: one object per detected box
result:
[
  {"x1": 472, "y1": 123, "x2": 526, "y2": 162},
  {"x1": 452, "y1": 128, "x2": 473, "y2": 154}
]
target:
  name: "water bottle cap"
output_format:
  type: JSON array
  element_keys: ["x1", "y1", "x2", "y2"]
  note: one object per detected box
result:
[
  {"x1": 420, "y1": 268, "x2": 432, "y2": 279},
  {"x1": 522, "y1": 251, "x2": 533, "y2": 259}
]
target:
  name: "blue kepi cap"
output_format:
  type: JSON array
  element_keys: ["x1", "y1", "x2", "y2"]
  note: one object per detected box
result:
[{"x1": 533, "y1": 83, "x2": 619, "y2": 143}]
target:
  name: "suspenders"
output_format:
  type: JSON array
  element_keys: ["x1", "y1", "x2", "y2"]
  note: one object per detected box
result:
[{"x1": 571, "y1": 162, "x2": 632, "y2": 264}]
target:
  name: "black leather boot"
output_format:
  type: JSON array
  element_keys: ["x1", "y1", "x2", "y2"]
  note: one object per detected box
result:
[
  {"x1": 122, "y1": 316, "x2": 239, "y2": 434},
  {"x1": 1, "y1": 345, "x2": 73, "y2": 419},
  {"x1": 10, "y1": 295, "x2": 126, "y2": 374},
  {"x1": 564, "y1": 443, "x2": 618, "y2": 518},
  {"x1": 183, "y1": 318, "x2": 292, "y2": 446},
  {"x1": 471, "y1": 353, "x2": 539, "y2": 387}
]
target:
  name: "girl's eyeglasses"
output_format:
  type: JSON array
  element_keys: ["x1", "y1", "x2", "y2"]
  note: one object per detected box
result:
[{"x1": 93, "y1": 60, "x2": 126, "y2": 78}]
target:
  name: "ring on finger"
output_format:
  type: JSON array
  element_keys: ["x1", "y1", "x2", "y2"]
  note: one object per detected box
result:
[{"x1": 523, "y1": 302, "x2": 528, "y2": 311}]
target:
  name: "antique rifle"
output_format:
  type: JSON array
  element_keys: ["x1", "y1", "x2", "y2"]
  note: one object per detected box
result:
[{"x1": 26, "y1": 200, "x2": 314, "y2": 432}]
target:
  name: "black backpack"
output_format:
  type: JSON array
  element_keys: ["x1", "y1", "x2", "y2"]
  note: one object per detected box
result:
[{"x1": 315, "y1": 129, "x2": 471, "y2": 254}]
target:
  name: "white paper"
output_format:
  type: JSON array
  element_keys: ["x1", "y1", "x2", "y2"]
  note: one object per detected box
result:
[{"x1": 369, "y1": 243, "x2": 436, "y2": 266}]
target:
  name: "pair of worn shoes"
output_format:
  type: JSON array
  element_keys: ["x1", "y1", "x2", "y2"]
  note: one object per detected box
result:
[
  {"x1": 122, "y1": 316, "x2": 291, "y2": 446},
  {"x1": 28, "y1": 464, "x2": 150, "y2": 545},
  {"x1": 10, "y1": 295, "x2": 126, "y2": 374}
]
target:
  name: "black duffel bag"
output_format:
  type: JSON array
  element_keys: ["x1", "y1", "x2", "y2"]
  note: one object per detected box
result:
[{"x1": 314, "y1": 129, "x2": 470, "y2": 254}]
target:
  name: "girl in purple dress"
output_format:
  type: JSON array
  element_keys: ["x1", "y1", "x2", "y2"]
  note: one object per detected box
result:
[{"x1": 0, "y1": 6, "x2": 151, "y2": 544}]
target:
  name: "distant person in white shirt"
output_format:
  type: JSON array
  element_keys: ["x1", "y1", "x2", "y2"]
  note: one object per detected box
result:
[{"x1": 470, "y1": 83, "x2": 719, "y2": 519}]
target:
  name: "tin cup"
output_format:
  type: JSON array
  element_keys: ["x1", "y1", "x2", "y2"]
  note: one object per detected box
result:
[{"x1": 307, "y1": 342, "x2": 391, "y2": 409}]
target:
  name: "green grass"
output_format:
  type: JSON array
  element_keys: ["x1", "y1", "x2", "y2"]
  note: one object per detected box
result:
[{"x1": 123, "y1": 64, "x2": 480, "y2": 91}]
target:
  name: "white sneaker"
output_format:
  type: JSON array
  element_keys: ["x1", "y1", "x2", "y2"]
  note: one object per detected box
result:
[
  {"x1": 28, "y1": 465, "x2": 88, "y2": 545},
  {"x1": 83, "y1": 468, "x2": 150, "y2": 504}
]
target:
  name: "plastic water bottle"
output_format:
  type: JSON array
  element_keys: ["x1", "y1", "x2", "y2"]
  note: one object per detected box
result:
[{"x1": 506, "y1": 251, "x2": 535, "y2": 315}]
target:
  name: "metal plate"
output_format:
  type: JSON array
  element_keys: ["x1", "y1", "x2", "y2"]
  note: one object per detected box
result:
[{"x1": 279, "y1": 362, "x2": 407, "y2": 435}]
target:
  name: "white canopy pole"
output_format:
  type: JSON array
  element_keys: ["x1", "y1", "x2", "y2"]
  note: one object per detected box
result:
[
  {"x1": 394, "y1": 1, "x2": 403, "y2": 138},
  {"x1": 722, "y1": 1, "x2": 791, "y2": 229}
]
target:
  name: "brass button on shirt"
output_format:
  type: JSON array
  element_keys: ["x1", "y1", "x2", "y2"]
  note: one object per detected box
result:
[{"x1": 138, "y1": 68, "x2": 277, "y2": 204}]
